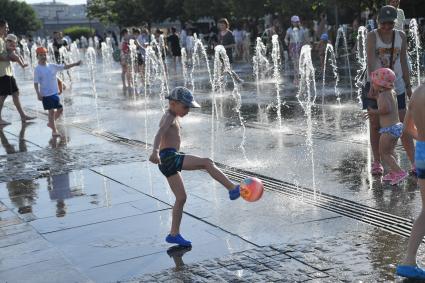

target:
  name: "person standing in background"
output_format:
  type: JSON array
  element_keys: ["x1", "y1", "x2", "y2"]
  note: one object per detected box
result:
[{"x1": 388, "y1": 0, "x2": 405, "y2": 31}]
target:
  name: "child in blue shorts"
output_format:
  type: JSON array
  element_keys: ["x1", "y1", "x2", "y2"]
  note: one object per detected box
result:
[
  {"x1": 397, "y1": 83, "x2": 425, "y2": 279},
  {"x1": 149, "y1": 86, "x2": 240, "y2": 247},
  {"x1": 33, "y1": 47, "x2": 81, "y2": 137}
]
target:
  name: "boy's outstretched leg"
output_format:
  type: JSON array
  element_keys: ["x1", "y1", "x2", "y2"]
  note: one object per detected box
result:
[
  {"x1": 165, "y1": 173, "x2": 191, "y2": 247},
  {"x1": 396, "y1": 179, "x2": 425, "y2": 279},
  {"x1": 182, "y1": 155, "x2": 240, "y2": 200}
]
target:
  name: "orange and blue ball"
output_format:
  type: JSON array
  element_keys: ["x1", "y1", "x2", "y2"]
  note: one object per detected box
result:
[{"x1": 240, "y1": 177, "x2": 264, "y2": 202}]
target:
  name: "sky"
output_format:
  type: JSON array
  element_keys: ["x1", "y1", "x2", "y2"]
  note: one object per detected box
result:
[{"x1": 23, "y1": 0, "x2": 87, "y2": 4}]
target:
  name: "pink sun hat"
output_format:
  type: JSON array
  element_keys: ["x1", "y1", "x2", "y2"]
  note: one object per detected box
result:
[{"x1": 371, "y1": 68, "x2": 396, "y2": 89}]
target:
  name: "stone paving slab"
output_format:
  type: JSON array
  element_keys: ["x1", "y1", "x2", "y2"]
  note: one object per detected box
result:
[
  {"x1": 125, "y1": 229, "x2": 425, "y2": 282},
  {"x1": 0, "y1": 200, "x2": 92, "y2": 283}
]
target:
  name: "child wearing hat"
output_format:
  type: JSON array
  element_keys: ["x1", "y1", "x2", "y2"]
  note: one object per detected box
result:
[
  {"x1": 149, "y1": 86, "x2": 240, "y2": 247},
  {"x1": 366, "y1": 67, "x2": 408, "y2": 185},
  {"x1": 5, "y1": 34, "x2": 27, "y2": 69},
  {"x1": 284, "y1": 15, "x2": 307, "y2": 85},
  {"x1": 317, "y1": 33, "x2": 330, "y2": 71},
  {"x1": 33, "y1": 47, "x2": 81, "y2": 137}
]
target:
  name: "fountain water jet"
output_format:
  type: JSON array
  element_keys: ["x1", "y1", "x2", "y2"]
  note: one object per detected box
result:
[
  {"x1": 297, "y1": 45, "x2": 317, "y2": 193},
  {"x1": 321, "y1": 43, "x2": 340, "y2": 105},
  {"x1": 408, "y1": 19, "x2": 422, "y2": 87},
  {"x1": 336, "y1": 26, "x2": 353, "y2": 98},
  {"x1": 271, "y1": 35, "x2": 283, "y2": 129}
]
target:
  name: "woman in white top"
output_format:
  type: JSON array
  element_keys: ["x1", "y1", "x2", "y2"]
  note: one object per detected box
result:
[{"x1": 364, "y1": 5, "x2": 414, "y2": 175}]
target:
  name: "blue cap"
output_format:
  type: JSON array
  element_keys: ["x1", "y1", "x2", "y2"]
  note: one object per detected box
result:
[
  {"x1": 320, "y1": 33, "x2": 328, "y2": 41},
  {"x1": 165, "y1": 87, "x2": 201, "y2": 108}
]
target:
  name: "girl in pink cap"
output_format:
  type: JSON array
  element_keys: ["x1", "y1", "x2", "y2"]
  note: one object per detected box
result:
[{"x1": 366, "y1": 67, "x2": 408, "y2": 185}]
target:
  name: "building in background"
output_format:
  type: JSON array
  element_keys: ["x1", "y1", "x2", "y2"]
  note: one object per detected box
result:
[{"x1": 31, "y1": 0, "x2": 108, "y2": 37}]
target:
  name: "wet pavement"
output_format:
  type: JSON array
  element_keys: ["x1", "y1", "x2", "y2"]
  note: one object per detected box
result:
[{"x1": 0, "y1": 59, "x2": 424, "y2": 282}]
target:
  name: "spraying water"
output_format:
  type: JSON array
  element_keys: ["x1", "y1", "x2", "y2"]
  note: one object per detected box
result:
[
  {"x1": 20, "y1": 38, "x2": 31, "y2": 76},
  {"x1": 335, "y1": 26, "x2": 353, "y2": 98},
  {"x1": 321, "y1": 43, "x2": 340, "y2": 105},
  {"x1": 47, "y1": 42, "x2": 55, "y2": 64},
  {"x1": 297, "y1": 45, "x2": 317, "y2": 193},
  {"x1": 408, "y1": 19, "x2": 422, "y2": 87},
  {"x1": 101, "y1": 38, "x2": 113, "y2": 81},
  {"x1": 70, "y1": 42, "x2": 81, "y2": 82},
  {"x1": 190, "y1": 34, "x2": 214, "y2": 93},
  {"x1": 129, "y1": 39, "x2": 139, "y2": 96},
  {"x1": 355, "y1": 26, "x2": 368, "y2": 103},
  {"x1": 271, "y1": 35, "x2": 283, "y2": 129},
  {"x1": 253, "y1": 37, "x2": 270, "y2": 123},
  {"x1": 213, "y1": 45, "x2": 248, "y2": 161},
  {"x1": 85, "y1": 46, "x2": 101, "y2": 130},
  {"x1": 253, "y1": 37, "x2": 270, "y2": 85},
  {"x1": 30, "y1": 44, "x2": 37, "y2": 70},
  {"x1": 181, "y1": 48, "x2": 189, "y2": 88}
]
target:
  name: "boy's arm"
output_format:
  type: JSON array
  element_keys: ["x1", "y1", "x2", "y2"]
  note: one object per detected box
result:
[
  {"x1": 33, "y1": 83, "x2": 42, "y2": 101},
  {"x1": 149, "y1": 113, "x2": 175, "y2": 164},
  {"x1": 63, "y1": 60, "x2": 82, "y2": 70}
]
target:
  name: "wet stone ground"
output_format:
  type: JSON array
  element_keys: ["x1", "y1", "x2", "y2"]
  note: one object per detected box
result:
[
  {"x1": 0, "y1": 142, "x2": 145, "y2": 182},
  {"x1": 127, "y1": 230, "x2": 425, "y2": 283},
  {"x1": 1, "y1": 60, "x2": 425, "y2": 282}
]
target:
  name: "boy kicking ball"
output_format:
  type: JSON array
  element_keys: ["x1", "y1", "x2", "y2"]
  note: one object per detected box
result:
[{"x1": 149, "y1": 86, "x2": 240, "y2": 246}]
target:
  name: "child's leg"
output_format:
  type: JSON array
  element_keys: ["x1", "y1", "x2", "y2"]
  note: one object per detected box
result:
[
  {"x1": 404, "y1": 179, "x2": 425, "y2": 265},
  {"x1": 379, "y1": 133, "x2": 402, "y2": 172},
  {"x1": 399, "y1": 109, "x2": 416, "y2": 166},
  {"x1": 12, "y1": 92, "x2": 34, "y2": 121},
  {"x1": 47, "y1": 109, "x2": 59, "y2": 135},
  {"x1": 182, "y1": 155, "x2": 235, "y2": 190},
  {"x1": 0, "y1": 95, "x2": 10, "y2": 125},
  {"x1": 121, "y1": 63, "x2": 127, "y2": 88},
  {"x1": 54, "y1": 108, "x2": 63, "y2": 120},
  {"x1": 166, "y1": 173, "x2": 187, "y2": 236}
]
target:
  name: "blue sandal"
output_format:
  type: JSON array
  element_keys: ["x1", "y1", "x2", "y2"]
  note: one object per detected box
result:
[
  {"x1": 165, "y1": 234, "x2": 192, "y2": 247},
  {"x1": 229, "y1": 185, "x2": 240, "y2": 200},
  {"x1": 396, "y1": 265, "x2": 425, "y2": 279}
]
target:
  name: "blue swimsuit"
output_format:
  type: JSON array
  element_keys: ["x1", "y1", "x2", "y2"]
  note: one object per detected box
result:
[{"x1": 379, "y1": 122, "x2": 404, "y2": 138}]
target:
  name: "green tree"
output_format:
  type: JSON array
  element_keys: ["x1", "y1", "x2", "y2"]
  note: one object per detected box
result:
[
  {"x1": 87, "y1": 0, "x2": 119, "y2": 25},
  {"x1": 0, "y1": 0, "x2": 41, "y2": 35}
]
